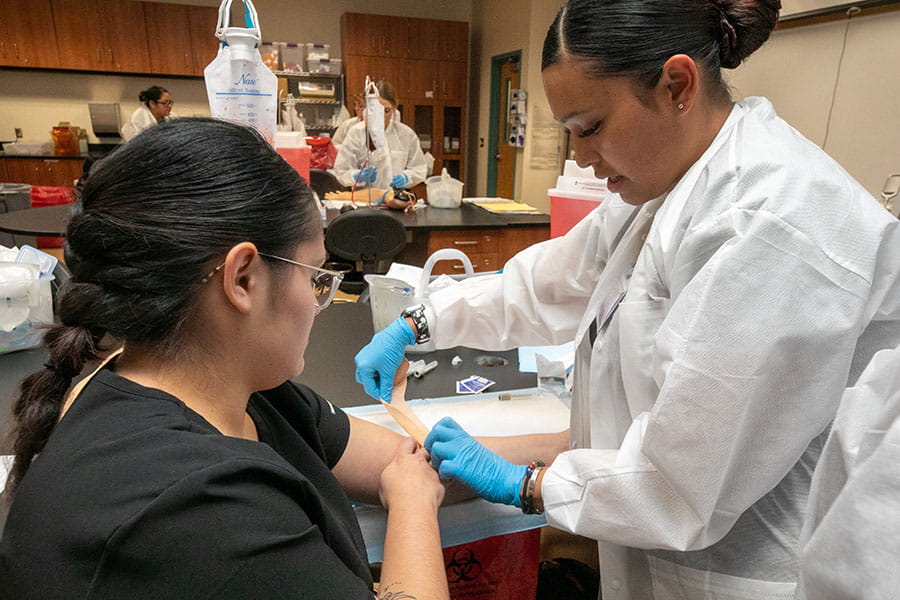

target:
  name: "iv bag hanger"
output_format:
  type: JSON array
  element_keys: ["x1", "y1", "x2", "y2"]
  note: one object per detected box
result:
[{"x1": 215, "y1": 0, "x2": 261, "y2": 47}]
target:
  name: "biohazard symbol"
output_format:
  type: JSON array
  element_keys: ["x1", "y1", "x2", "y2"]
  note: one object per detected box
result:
[{"x1": 446, "y1": 548, "x2": 482, "y2": 583}]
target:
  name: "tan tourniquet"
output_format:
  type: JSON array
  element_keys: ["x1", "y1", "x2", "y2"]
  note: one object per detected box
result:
[
  {"x1": 380, "y1": 358, "x2": 430, "y2": 445},
  {"x1": 58, "y1": 347, "x2": 124, "y2": 421}
]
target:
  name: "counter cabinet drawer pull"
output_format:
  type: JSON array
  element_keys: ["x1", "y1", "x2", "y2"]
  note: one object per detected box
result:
[{"x1": 453, "y1": 240, "x2": 478, "y2": 245}]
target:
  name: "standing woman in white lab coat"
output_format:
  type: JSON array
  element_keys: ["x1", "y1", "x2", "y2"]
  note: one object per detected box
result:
[
  {"x1": 333, "y1": 81, "x2": 427, "y2": 191},
  {"x1": 121, "y1": 86, "x2": 174, "y2": 141},
  {"x1": 354, "y1": 0, "x2": 900, "y2": 598}
]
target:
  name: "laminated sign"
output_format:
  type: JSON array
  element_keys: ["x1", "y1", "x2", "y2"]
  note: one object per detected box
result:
[{"x1": 204, "y1": 0, "x2": 277, "y2": 143}]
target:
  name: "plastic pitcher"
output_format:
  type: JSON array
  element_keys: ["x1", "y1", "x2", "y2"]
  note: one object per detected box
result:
[
  {"x1": 425, "y1": 168, "x2": 464, "y2": 209},
  {"x1": 364, "y1": 248, "x2": 474, "y2": 353}
]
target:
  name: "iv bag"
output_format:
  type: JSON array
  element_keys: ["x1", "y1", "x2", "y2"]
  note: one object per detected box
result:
[
  {"x1": 364, "y1": 77, "x2": 386, "y2": 150},
  {"x1": 204, "y1": 0, "x2": 278, "y2": 143}
]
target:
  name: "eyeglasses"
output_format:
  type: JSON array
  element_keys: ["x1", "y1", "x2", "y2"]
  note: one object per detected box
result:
[
  {"x1": 155, "y1": 99, "x2": 174, "y2": 107},
  {"x1": 200, "y1": 253, "x2": 344, "y2": 309}
]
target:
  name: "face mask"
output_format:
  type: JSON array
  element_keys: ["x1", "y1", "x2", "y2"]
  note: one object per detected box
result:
[{"x1": 203, "y1": 0, "x2": 278, "y2": 143}]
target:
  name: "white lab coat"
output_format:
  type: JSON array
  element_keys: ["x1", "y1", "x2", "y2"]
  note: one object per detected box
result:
[
  {"x1": 796, "y1": 345, "x2": 900, "y2": 598},
  {"x1": 424, "y1": 97, "x2": 900, "y2": 599},
  {"x1": 331, "y1": 116, "x2": 360, "y2": 148},
  {"x1": 121, "y1": 104, "x2": 170, "y2": 141},
  {"x1": 333, "y1": 120, "x2": 427, "y2": 189}
]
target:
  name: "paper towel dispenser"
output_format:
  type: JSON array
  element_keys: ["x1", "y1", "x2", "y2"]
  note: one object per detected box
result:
[{"x1": 88, "y1": 103, "x2": 122, "y2": 142}]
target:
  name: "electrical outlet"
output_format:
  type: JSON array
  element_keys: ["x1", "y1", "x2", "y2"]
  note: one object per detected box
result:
[{"x1": 14, "y1": 128, "x2": 23, "y2": 139}]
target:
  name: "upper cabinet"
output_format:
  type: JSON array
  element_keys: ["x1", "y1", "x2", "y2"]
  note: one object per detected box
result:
[
  {"x1": 0, "y1": 0, "x2": 61, "y2": 69},
  {"x1": 342, "y1": 13, "x2": 409, "y2": 58},
  {"x1": 52, "y1": 0, "x2": 150, "y2": 73},
  {"x1": 2, "y1": 0, "x2": 217, "y2": 77},
  {"x1": 143, "y1": 2, "x2": 219, "y2": 76}
]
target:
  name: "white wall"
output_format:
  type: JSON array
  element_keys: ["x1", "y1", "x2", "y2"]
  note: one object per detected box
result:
[{"x1": 727, "y1": 10, "x2": 900, "y2": 197}]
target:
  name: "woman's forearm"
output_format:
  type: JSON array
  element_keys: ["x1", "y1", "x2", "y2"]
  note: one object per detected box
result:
[{"x1": 379, "y1": 498, "x2": 449, "y2": 600}]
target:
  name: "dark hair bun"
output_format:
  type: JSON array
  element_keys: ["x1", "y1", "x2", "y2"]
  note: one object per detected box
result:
[{"x1": 715, "y1": 0, "x2": 781, "y2": 69}]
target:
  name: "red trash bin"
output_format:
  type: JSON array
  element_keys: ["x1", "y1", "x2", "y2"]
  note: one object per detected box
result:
[{"x1": 30, "y1": 186, "x2": 75, "y2": 248}]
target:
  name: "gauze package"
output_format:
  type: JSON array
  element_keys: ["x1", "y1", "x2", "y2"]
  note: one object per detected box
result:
[
  {"x1": 204, "y1": 0, "x2": 278, "y2": 143},
  {"x1": 0, "y1": 245, "x2": 56, "y2": 354}
]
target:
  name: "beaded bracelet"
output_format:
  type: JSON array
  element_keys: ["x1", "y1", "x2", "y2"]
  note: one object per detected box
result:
[{"x1": 519, "y1": 460, "x2": 545, "y2": 514}]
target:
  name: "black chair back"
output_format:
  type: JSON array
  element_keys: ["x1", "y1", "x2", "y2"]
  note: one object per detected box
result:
[
  {"x1": 325, "y1": 208, "x2": 406, "y2": 294},
  {"x1": 308, "y1": 168, "x2": 344, "y2": 198}
]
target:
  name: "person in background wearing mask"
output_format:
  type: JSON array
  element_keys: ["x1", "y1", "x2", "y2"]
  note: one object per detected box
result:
[
  {"x1": 354, "y1": 0, "x2": 900, "y2": 598},
  {"x1": 331, "y1": 93, "x2": 365, "y2": 149},
  {"x1": 121, "y1": 85, "x2": 174, "y2": 141},
  {"x1": 0, "y1": 118, "x2": 449, "y2": 600},
  {"x1": 333, "y1": 81, "x2": 427, "y2": 191}
]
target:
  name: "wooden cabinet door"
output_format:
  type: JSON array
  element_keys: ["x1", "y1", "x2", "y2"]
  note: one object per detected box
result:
[
  {"x1": 438, "y1": 60, "x2": 467, "y2": 102},
  {"x1": 438, "y1": 20, "x2": 468, "y2": 62},
  {"x1": 403, "y1": 59, "x2": 437, "y2": 101},
  {"x1": 0, "y1": 0, "x2": 60, "y2": 68},
  {"x1": 52, "y1": 0, "x2": 107, "y2": 70},
  {"x1": 144, "y1": 2, "x2": 194, "y2": 76},
  {"x1": 407, "y1": 17, "x2": 441, "y2": 61},
  {"x1": 4, "y1": 159, "x2": 41, "y2": 185},
  {"x1": 345, "y1": 55, "x2": 399, "y2": 99},
  {"x1": 188, "y1": 5, "x2": 219, "y2": 75},
  {"x1": 103, "y1": 0, "x2": 149, "y2": 73},
  {"x1": 41, "y1": 159, "x2": 84, "y2": 187},
  {"x1": 500, "y1": 226, "x2": 550, "y2": 263},
  {"x1": 0, "y1": 160, "x2": 8, "y2": 183}
]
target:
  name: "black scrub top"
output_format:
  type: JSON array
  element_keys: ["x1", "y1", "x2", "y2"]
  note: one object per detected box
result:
[{"x1": 0, "y1": 369, "x2": 375, "y2": 599}]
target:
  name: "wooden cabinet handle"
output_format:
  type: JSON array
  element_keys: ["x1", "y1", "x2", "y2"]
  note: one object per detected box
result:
[{"x1": 453, "y1": 240, "x2": 478, "y2": 246}]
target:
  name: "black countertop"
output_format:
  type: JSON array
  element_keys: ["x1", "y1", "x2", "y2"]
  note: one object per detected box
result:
[{"x1": 0, "y1": 302, "x2": 535, "y2": 453}]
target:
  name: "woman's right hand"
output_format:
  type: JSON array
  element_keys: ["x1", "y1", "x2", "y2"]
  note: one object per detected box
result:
[{"x1": 379, "y1": 437, "x2": 445, "y2": 512}]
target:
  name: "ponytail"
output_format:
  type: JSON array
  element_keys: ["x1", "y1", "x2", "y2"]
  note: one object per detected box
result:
[{"x1": 5, "y1": 322, "x2": 103, "y2": 501}]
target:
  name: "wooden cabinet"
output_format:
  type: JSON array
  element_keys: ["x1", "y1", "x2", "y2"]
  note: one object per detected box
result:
[
  {"x1": 52, "y1": 0, "x2": 150, "y2": 73},
  {"x1": 342, "y1": 13, "x2": 468, "y2": 186},
  {"x1": 0, "y1": 0, "x2": 60, "y2": 68},
  {"x1": 144, "y1": 2, "x2": 195, "y2": 76},
  {"x1": 143, "y1": 2, "x2": 218, "y2": 76},
  {"x1": 3, "y1": 158, "x2": 85, "y2": 187},
  {"x1": 425, "y1": 226, "x2": 549, "y2": 274},
  {"x1": 2, "y1": 0, "x2": 216, "y2": 76},
  {"x1": 187, "y1": 5, "x2": 219, "y2": 75}
]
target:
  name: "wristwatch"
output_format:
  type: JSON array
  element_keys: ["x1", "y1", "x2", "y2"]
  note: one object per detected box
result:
[{"x1": 401, "y1": 304, "x2": 431, "y2": 344}]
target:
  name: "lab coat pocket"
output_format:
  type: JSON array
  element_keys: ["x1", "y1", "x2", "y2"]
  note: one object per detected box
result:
[
  {"x1": 617, "y1": 298, "x2": 668, "y2": 417},
  {"x1": 648, "y1": 557, "x2": 796, "y2": 600}
]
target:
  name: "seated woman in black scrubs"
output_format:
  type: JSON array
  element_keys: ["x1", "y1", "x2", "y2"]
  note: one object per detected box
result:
[{"x1": 0, "y1": 118, "x2": 448, "y2": 600}]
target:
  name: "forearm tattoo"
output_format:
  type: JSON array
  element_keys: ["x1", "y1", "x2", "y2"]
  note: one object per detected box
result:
[{"x1": 377, "y1": 582, "x2": 417, "y2": 600}]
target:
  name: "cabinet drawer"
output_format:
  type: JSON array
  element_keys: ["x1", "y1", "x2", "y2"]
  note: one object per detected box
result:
[
  {"x1": 430, "y1": 252, "x2": 498, "y2": 274},
  {"x1": 427, "y1": 229, "x2": 498, "y2": 254}
]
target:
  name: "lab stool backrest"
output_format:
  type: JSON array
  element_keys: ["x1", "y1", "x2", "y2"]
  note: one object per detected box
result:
[{"x1": 325, "y1": 209, "x2": 405, "y2": 271}]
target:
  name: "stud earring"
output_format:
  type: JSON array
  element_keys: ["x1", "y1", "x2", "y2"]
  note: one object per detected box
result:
[{"x1": 678, "y1": 103, "x2": 685, "y2": 110}]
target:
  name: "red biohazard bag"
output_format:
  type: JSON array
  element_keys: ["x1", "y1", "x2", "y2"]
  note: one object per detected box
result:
[
  {"x1": 306, "y1": 136, "x2": 337, "y2": 170},
  {"x1": 30, "y1": 186, "x2": 75, "y2": 248},
  {"x1": 442, "y1": 529, "x2": 541, "y2": 600}
]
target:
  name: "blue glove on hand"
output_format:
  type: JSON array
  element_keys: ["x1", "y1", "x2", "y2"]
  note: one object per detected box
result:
[
  {"x1": 354, "y1": 317, "x2": 416, "y2": 401},
  {"x1": 389, "y1": 173, "x2": 409, "y2": 188},
  {"x1": 425, "y1": 417, "x2": 527, "y2": 506},
  {"x1": 354, "y1": 166, "x2": 377, "y2": 184}
]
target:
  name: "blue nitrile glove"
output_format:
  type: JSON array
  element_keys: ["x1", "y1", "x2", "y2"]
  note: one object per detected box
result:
[
  {"x1": 389, "y1": 173, "x2": 409, "y2": 188},
  {"x1": 354, "y1": 166, "x2": 377, "y2": 184},
  {"x1": 425, "y1": 417, "x2": 527, "y2": 506},
  {"x1": 355, "y1": 317, "x2": 416, "y2": 401}
]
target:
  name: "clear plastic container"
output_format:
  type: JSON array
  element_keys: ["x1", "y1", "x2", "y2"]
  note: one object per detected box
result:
[
  {"x1": 281, "y1": 43, "x2": 304, "y2": 73},
  {"x1": 259, "y1": 41, "x2": 282, "y2": 71},
  {"x1": 305, "y1": 43, "x2": 330, "y2": 60},
  {"x1": 307, "y1": 57, "x2": 341, "y2": 74}
]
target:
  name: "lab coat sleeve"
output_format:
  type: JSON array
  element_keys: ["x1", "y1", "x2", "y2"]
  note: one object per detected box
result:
[
  {"x1": 397, "y1": 125, "x2": 428, "y2": 187},
  {"x1": 427, "y1": 201, "x2": 632, "y2": 350},
  {"x1": 798, "y1": 346, "x2": 900, "y2": 599},
  {"x1": 333, "y1": 123, "x2": 370, "y2": 187},
  {"x1": 543, "y1": 172, "x2": 900, "y2": 551},
  {"x1": 121, "y1": 105, "x2": 157, "y2": 142}
]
